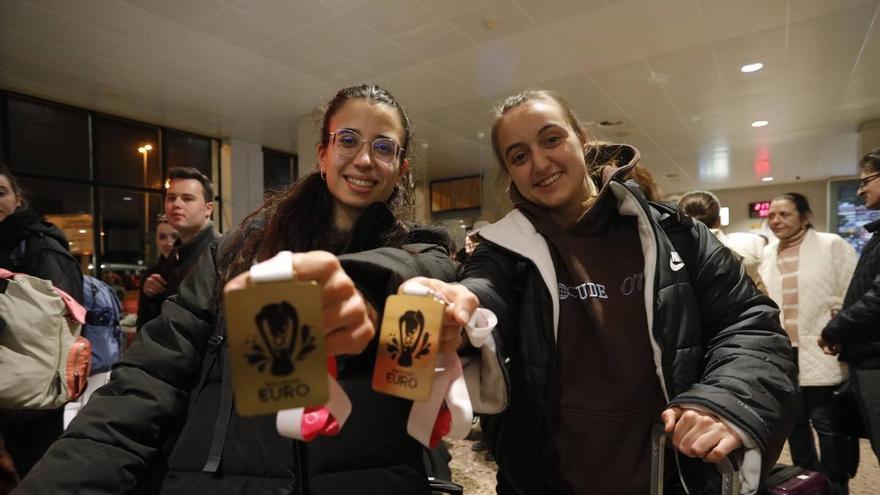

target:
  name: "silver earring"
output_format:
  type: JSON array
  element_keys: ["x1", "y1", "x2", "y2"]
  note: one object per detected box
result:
[{"x1": 320, "y1": 170, "x2": 326, "y2": 181}]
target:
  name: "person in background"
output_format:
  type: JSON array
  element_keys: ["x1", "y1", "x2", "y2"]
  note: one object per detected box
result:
[
  {"x1": 0, "y1": 163, "x2": 84, "y2": 480},
  {"x1": 679, "y1": 190, "x2": 767, "y2": 292},
  {"x1": 821, "y1": 147, "x2": 880, "y2": 464},
  {"x1": 136, "y1": 167, "x2": 218, "y2": 330},
  {"x1": 17, "y1": 84, "x2": 461, "y2": 495},
  {"x1": 135, "y1": 214, "x2": 178, "y2": 330},
  {"x1": 759, "y1": 192, "x2": 857, "y2": 494},
  {"x1": 407, "y1": 90, "x2": 796, "y2": 494}
]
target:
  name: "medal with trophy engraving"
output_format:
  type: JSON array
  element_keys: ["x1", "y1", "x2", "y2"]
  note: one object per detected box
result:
[
  {"x1": 372, "y1": 291, "x2": 445, "y2": 401},
  {"x1": 225, "y1": 278, "x2": 328, "y2": 416}
]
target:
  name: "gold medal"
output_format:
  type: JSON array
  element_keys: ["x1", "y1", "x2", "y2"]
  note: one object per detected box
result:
[
  {"x1": 225, "y1": 278, "x2": 328, "y2": 416},
  {"x1": 372, "y1": 293, "x2": 445, "y2": 401}
]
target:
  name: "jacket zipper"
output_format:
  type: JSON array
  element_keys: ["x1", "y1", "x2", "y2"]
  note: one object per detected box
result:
[{"x1": 618, "y1": 182, "x2": 692, "y2": 494}]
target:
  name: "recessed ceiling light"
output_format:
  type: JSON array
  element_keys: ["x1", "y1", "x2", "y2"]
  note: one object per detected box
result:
[
  {"x1": 78, "y1": 229, "x2": 87, "y2": 234},
  {"x1": 741, "y1": 62, "x2": 764, "y2": 73},
  {"x1": 762, "y1": 176, "x2": 774, "y2": 182},
  {"x1": 123, "y1": 196, "x2": 133, "y2": 201},
  {"x1": 751, "y1": 120, "x2": 769, "y2": 128}
]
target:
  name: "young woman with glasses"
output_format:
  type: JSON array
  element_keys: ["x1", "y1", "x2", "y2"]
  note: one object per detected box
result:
[{"x1": 18, "y1": 85, "x2": 462, "y2": 495}]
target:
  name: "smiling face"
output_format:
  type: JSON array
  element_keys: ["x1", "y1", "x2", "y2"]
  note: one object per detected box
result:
[
  {"x1": 494, "y1": 98, "x2": 592, "y2": 227},
  {"x1": 318, "y1": 98, "x2": 407, "y2": 230}
]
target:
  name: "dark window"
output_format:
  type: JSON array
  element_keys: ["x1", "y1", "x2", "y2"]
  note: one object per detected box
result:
[
  {"x1": 263, "y1": 148, "x2": 298, "y2": 193},
  {"x1": 7, "y1": 96, "x2": 90, "y2": 179},
  {"x1": 98, "y1": 188, "x2": 163, "y2": 266},
  {"x1": 95, "y1": 116, "x2": 161, "y2": 188},
  {"x1": 16, "y1": 176, "x2": 93, "y2": 274},
  {"x1": 164, "y1": 129, "x2": 214, "y2": 182}
]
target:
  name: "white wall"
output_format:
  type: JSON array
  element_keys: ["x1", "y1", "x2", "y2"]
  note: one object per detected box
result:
[
  {"x1": 296, "y1": 112, "x2": 319, "y2": 179},
  {"x1": 221, "y1": 138, "x2": 264, "y2": 228}
]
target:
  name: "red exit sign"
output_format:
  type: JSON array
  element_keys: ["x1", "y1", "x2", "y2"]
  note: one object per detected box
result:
[{"x1": 749, "y1": 201, "x2": 771, "y2": 218}]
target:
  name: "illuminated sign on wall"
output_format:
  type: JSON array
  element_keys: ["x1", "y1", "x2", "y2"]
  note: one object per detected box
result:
[{"x1": 749, "y1": 201, "x2": 771, "y2": 218}]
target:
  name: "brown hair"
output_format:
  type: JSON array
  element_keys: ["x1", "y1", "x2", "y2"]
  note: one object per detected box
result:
[
  {"x1": 678, "y1": 190, "x2": 721, "y2": 228},
  {"x1": 168, "y1": 166, "x2": 214, "y2": 203},
  {"x1": 490, "y1": 90, "x2": 599, "y2": 204},
  {"x1": 221, "y1": 85, "x2": 414, "y2": 282},
  {"x1": 773, "y1": 192, "x2": 813, "y2": 229}
]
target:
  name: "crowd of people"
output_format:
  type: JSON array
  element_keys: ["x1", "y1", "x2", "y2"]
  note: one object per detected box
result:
[{"x1": 0, "y1": 84, "x2": 879, "y2": 495}]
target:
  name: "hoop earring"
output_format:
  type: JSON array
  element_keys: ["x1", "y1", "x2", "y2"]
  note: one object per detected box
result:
[{"x1": 320, "y1": 170, "x2": 326, "y2": 182}]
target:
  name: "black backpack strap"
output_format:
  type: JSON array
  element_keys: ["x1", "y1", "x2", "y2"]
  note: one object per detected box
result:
[{"x1": 202, "y1": 342, "x2": 234, "y2": 473}]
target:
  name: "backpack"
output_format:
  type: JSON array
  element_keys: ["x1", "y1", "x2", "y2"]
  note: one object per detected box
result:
[
  {"x1": 0, "y1": 269, "x2": 91, "y2": 409},
  {"x1": 82, "y1": 275, "x2": 124, "y2": 373}
]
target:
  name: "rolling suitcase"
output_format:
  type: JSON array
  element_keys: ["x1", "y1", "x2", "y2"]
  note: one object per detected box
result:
[{"x1": 763, "y1": 464, "x2": 831, "y2": 494}]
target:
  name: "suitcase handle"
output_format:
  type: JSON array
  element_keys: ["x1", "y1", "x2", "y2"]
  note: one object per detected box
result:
[{"x1": 650, "y1": 424, "x2": 741, "y2": 495}]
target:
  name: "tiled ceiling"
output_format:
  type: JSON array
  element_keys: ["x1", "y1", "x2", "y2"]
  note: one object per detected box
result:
[{"x1": 1, "y1": 0, "x2": 879, "y2": 193}]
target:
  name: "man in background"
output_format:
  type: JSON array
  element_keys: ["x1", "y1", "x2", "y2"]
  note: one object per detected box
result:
[
  {"x1": 821, "y1": 148, "x2": 880, "y2": 463},
  {"x1": 137, "y1": 167, "x2": 218, "y2": 329}
]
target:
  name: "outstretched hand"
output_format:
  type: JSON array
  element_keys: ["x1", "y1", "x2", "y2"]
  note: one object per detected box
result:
[
  {"x1": 660, "y1": 406, "x2": 743, "y2": 463},
  {"x1": 398, "y1": 277, "x2": 480, "y2": 353},
  {"x1": 224, "y1": 251, "x2": 375, "y2": 357}
]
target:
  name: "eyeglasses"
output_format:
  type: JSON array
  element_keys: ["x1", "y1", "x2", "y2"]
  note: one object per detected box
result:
[
  {"x1": 330, "y1": 129, "x2": 403, "y2": 166},
  {"x1": 858, "y1": 173, "x2": 880, "y2": 188}
]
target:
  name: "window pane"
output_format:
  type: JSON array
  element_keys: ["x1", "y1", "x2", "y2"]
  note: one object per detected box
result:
[
  {"x1": 7, "y1": 95, "x2": 90, "y2": 179},
  {"x1": 98, "y1": 188, "x2": 162, "y2": 268},
  {"x1": 164, "y1": 129, "x2": 214, "y2": 181},
  {"x1": 263, "y1": 149, "x2": 298, "y2": 193},
  {"x1": 95, "y1": 116, "x2": 160, "y2": 188},
  {"x1": 16, "y1": 177, "x2": 93, "y2": 274}
]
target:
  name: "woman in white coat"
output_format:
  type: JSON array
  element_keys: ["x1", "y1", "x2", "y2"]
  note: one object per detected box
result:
[{"x1": 759, "y1": 192, "x2": 857, "y2": 494}]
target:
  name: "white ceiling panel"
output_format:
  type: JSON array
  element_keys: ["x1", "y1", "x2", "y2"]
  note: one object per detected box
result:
[
  {"x1": 351, "y1": 0, "x2": 436, "y2": 37},
  {"x1": 124, "y1": 0, "x2": 225, "y2": 26},
  {"x1": 392, "y1": 19, "x2": 473, "y2": 58},
  {"x1": 230, "y1": 0, "x2": 335, "y2": 31},
  {"x1": 446, "y1": 0, "x2": 534, "y2": 44},
  {"x1": 297, "y1": 13, "x2": 383, "y2": 53},
  {"x1": 1, "y1": 0, "x2": 878, "y2": 194},
  {"x1": 195, "y1": 7, "x2": 286, "y2": 51}
]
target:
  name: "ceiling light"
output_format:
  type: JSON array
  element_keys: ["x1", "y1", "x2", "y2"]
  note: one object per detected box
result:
[
  {"x1": 751, "y1": 120, "x2": 769, "y2": 128},
  {"x1": 740, "y1": 62, "x2": 764, "y2": 73},
  {"x1": 762, "y1": 176, "x2": 774, "y2": 182},
  {"x1": 123, "y1": 196, "x2": 133, "y2": 201}
]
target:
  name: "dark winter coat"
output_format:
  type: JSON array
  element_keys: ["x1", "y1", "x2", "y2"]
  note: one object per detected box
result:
[
  {"x1": 822, "y1": 218, "x2": 880, "y2": 368},
  {"x1": 460, "y1": 150, "x2": 797, "y2": 494},
  {"x1": 17, "y1": 203, "x2": 458, "y2": 494},
  {"x1": 136, "y1": 225, "x2": 219, "y2": 330},
  {"x1": 0, "y1": 207, "x2": 82, "y2": 302}
]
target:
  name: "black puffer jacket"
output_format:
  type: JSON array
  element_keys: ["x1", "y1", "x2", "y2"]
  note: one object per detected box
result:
[
  {"x1": 17, "y1": 203, "x2": 458, "y2": 494},
  {"x1": 822, "y1": 218, "x2": 880, "y2": 368},
  {"x1": 0, "y1": 207, "x2": 83, "y2": 302},
  {"x1": 461, "y1": 154, "x2": 796, "y2": 494}
]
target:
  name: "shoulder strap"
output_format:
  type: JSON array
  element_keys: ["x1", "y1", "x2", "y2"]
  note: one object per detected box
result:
[{"x1": 202, "y1": 341, "x2": 234, "y2": 473}]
